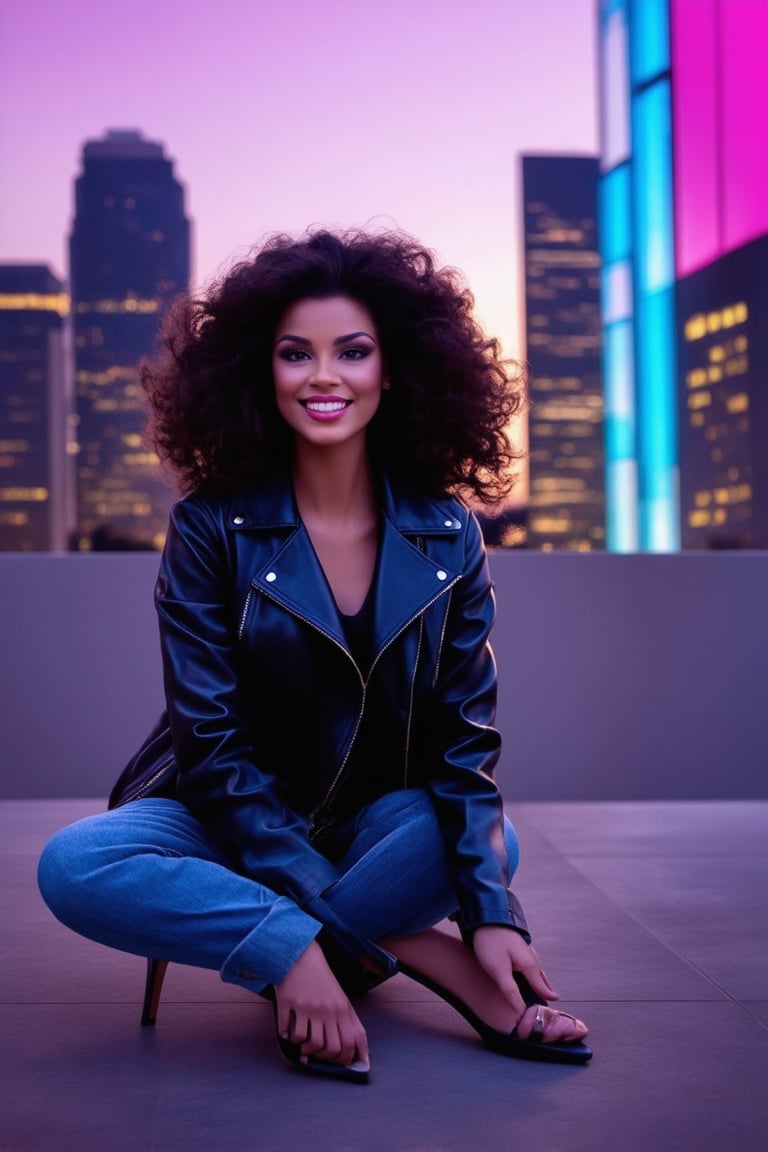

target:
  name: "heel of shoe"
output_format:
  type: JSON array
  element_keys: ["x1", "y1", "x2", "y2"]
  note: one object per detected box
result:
[{"x1": 141, "y1": 958, "x2": 168, "y2": 1027}]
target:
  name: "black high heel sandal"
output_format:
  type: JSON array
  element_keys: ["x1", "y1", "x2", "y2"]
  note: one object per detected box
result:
[
  {"x1": 264, "y1": 987, "x2": 370, "y2": 1084},
  {"x1": 397, "y1": 961, "x2": 592, "y2": 1065}
]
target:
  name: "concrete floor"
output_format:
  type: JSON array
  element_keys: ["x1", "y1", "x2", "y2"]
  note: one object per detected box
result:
[{"x1": 3, "y1": 799, "x2": 767, "y2": 1152}]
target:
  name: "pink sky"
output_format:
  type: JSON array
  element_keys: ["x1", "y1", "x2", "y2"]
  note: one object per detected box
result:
[{"x1": 0, "y1": 0, "x2": 597, "y2": 355}]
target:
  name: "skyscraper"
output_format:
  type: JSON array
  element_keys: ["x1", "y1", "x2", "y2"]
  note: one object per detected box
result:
[
  {"x1": 521, "y1": 154, "x2": 604, "y2": 551},
  {"x1": 598, "y1": 0, "x2": 768, "y2": 550},
  {"x1": 676, "y1": 237, "x2": 768, "y2": 548},
  {"x1": 0, "y1": 264, "x2": 71, "y2": 551},
  {"x1": 70, "y1": 129, "x2": 190, "y2": 550}
]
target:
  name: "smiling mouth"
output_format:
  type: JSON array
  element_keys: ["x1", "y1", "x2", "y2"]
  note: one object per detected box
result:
[{"x1": 300, "y1": 399, "x2": 352, "y2": 414}]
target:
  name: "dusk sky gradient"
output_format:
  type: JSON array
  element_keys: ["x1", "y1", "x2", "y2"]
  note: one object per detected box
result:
[{"x1": 1, "y1": 0, "x2": 598, "y2": 360}]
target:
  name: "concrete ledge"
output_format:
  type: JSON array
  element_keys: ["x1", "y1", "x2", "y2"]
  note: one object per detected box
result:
[{"x1": 2, "y1": 551, "x2": 766, "y2": 800}]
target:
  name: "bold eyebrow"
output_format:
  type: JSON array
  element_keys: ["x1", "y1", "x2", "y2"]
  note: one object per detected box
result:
[{"x1": 274, "y1": 331, "x2": 377, "y2": 347}]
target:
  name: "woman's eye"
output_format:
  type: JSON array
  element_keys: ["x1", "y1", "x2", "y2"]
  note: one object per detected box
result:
[
  {"x1": 340, "y1": 346, "x2": 368, "y2": 360},
  {"x1": 280, "y1": 348, "x2": 309, "y2": 362}
]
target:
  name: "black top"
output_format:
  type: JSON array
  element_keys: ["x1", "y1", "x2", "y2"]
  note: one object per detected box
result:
[{"x1": 338, "y1": 574, "x2": 377, "y2": 675}]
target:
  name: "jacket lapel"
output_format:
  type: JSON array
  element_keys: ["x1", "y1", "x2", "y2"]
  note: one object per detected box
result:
[
  {"x1": 252, "y1": 524, "x2": 347, "y2": 650},
  {"x1": 232, "y1": 473, "x2": 465, "y2": 659},
  {"x1": 371, "y1": 514, "x2": 460, "y2": 655}
]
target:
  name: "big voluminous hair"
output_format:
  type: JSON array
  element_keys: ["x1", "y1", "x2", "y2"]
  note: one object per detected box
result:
[{"x1": 141, "y1": 228, "x2": 525, "y2": 504}]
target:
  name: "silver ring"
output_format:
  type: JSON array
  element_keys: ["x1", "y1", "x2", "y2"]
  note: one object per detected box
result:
[{"x1": 530, "y1": 1006, "x2": 546, "y2": 1042}]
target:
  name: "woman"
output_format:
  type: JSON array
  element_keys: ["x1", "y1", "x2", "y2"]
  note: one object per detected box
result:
[{"x1": 38, "y1": 229, "x2": 590, "y2": 1082}]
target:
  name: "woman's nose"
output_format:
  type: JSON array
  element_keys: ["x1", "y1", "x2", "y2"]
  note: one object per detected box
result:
[{"x1": 309, "y1": 358, "x2": 342, "y2": 385}]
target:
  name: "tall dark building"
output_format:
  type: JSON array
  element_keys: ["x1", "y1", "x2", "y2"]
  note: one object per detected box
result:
[
  {"x1": 677, "y1": 235, "x2": 768, "y2": 548},
  {"x1": 70, "y1": 129, "x2": 190, "y2": 550},
  {"x1": 521, "y1": 154, "x2": 604, "y2": 551},
  {"x1": 0, "y1": 264, "x2": 71, "y2": 550}
]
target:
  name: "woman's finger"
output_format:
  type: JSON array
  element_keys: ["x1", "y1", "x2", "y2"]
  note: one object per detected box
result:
[
  {"x1": 514, "y1": 946, "x2": 559, "y2": 1000},
  {"x1": 517, "y1": 963, "x2": 559, "y2": 1003},
  {"x1": 474, "y1": 953, "x2": 526, "y2": 1016}
]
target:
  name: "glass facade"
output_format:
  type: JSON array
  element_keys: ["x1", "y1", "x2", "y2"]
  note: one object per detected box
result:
[
  {"x1": 672, "y1": 0, "x2": 768, "y2": 274},
  {"x1": 0, "y1": 265, "x2": 71, "y2": 551},
  {"x1": 521, "y1": 155, "x2": 604, "y2": 551},
  {"x1": 677, "y1": 236, "x2": 768, "y2": 548},
  {"x1": 598, "y1": 0, "x2": 768, "y2": 551},
  {"x1": 70, "y1": 130, "x2": 190, "y2": 550},
  {"x1": 599, "y1": 0, "x2": 679, "y2": 552}
]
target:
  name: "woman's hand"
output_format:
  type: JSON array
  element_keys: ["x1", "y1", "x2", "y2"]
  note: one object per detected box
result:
[
  {"x1": 274, "y1": 939, "x2": 370, "y2": 1070},
  {"x1": 472, "y1": 925, "x2": 558, "y2": 1017}
]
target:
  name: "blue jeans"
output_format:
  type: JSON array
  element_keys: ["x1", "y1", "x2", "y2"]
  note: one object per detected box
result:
[{"x1": 38, "y1": 789, "x2": 519, "y2": 995}]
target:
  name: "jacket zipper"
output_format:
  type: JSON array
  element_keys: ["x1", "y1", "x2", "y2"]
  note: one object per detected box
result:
[
  {"x1": 403, "y1": 614, "x2": 424, "y2": 789},
  {"x1": 127, "y1": 752, "x2": 177, "y2": 803},
  {"x1": 307, "y1": 575, "x2": 461, "y2": 838},
  {"x1": 433, "y1": 588, "x2": 452, "y2": 687},
  {"x1": 238, "y1": 587, "x2": 254, "y2": 640}
]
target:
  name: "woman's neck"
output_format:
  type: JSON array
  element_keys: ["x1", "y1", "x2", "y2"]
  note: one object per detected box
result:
[{"x1": 291, "y1": 443, "x2": 377, "y2": 528}]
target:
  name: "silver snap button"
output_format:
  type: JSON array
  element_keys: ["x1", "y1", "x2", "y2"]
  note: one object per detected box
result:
[
  {"x1": 233, "y1": 515, "x2": 244, "y2": 525},
  {"x1": 444, "y1": 519, "x2": 453, "y2": 527},
  {"x1": 265, "y1": 571, "x2": 277, "y2": 583},
  {"x1": 436, "y1": 569, "x2": 447, "y2": 581}
]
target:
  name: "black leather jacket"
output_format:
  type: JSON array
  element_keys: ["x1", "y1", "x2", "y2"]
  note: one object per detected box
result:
[{"x1": 110, "y1": 473, "x2": 529, "y2": 969}]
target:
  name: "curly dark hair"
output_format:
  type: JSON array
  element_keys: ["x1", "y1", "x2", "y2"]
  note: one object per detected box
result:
[{"x1": 141, "y1": 228, "x2": 525, "y2": 503}]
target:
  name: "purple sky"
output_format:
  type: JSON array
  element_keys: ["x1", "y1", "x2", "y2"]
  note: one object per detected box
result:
[
  {"x1": 1, "y1": 0, "x2": 598, "y2": 503},
  {"x1": 1, "y1": 0, "x2": 597, "y2": 355}
]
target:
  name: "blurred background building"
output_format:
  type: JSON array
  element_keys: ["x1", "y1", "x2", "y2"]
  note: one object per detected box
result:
[
  {"x1": 677, "y1": 237, "x2": 768, "y2": 548},
  {"x1": 599, "y1": 0, "x2": 768, "y2": 551},
  {"x1": 0, "y1": 265, "x2": 71, "y2": 550},
  {"x1": 521, "y1": 154, "x2": 604, "y2": 551},
  {"x1": 70, "y1": 129, "x2": 190, "y2": 550}
]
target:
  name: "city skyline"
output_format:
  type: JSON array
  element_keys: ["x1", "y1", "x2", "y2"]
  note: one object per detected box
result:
[
  {"x1": 70, "y1": 131, "x2": 190, "y2": 549},
  {"x1": 0, "y1": 0, "x2": 598, "y2": 366}
]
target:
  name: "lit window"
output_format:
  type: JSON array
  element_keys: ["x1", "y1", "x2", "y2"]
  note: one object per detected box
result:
[
  {"x1": 685, "y1": 314, "x2": 707, "y2": 341},
  {"x1": 688, "y1": 391, "x2": 711, "y2": 409},
  {"x1": 688, "y1": 510, "x2": 711, "y2": 527}
]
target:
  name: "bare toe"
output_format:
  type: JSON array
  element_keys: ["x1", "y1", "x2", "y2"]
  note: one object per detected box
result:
[{"x1": 518, "y1": 1004, "x2": 588, "y2": 1044}]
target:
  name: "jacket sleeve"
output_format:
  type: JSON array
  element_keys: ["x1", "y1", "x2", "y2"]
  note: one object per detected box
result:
[
  {"x1": 155, "y1": 494, "x2": 341, "y2": 905},
  {"x1": 426, "y1": 513, "x2": 530, "y2": 938}
]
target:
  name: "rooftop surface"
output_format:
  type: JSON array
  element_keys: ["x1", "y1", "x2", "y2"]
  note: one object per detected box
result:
[{"x1": 4, "y1": 799, "x2": 767, "y2": 1152}]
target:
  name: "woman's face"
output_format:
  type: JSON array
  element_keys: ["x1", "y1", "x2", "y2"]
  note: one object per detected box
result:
[{"x1": 272, "y1": 296, "x2": 385, "y2": 453}]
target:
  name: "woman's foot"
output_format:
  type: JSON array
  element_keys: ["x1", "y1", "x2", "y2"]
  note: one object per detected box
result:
[
  {"x1": 386, "y1": 927, "x2": 589, "y2": 1049},
  {"x1": 272, "y1": 938, "x2": 371, "y2": 1079}
]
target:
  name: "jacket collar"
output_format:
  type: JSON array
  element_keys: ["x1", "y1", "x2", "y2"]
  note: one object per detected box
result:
[
  {"x1": 227, "y1": 473, "x2": 466, "y2": 660},
  {"x1": 225, "y1": 470, "x2": 465, "y2": 535}
]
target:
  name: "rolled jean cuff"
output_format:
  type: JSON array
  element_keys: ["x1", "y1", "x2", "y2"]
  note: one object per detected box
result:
[{"x1": 220, "y1": 896, "x2": 323, "y2": 993}]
